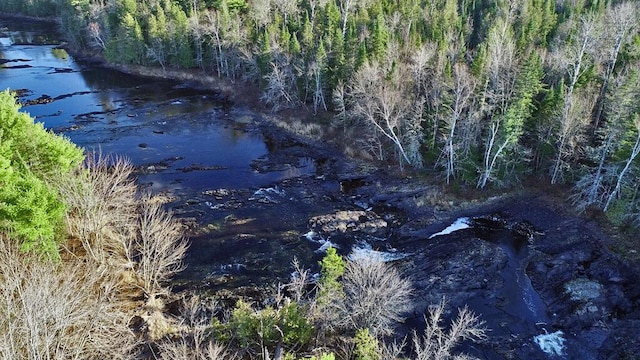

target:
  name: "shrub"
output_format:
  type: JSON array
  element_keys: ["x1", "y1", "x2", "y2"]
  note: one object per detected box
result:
[
  {"x1": 57, "y1": 153, "x2": 138, "y2": 264},
  {"x1": 340, "y1": 254, "x2": 413, "y2": 336},
  {"x1": 354, "y1": 328, "x2": 382, "y2": 360},
  {"x1": 135, "y1": 192, "x2": 188, "y2": 298},
  {"x1": 318, "y1": 246, "x2": 346, "y2": 298},
  {"x1": 158, "y1": 296, "x2": 235, "y2": 360},
  {"x1": 216, "y1": 299, "x2": 314, "y2": 357},
  {"x1": 0, "y1": 235, "x2": 137, "y2": 359},
  {"x1": 0, "y1": 89, "x2": 83, "y2": 258},
  {"x1": 314, "y1": 247, "x2": 347, "y2": 335},
  {"x1": 412, "y1": 299, "x2": 486, "y2": 360}
]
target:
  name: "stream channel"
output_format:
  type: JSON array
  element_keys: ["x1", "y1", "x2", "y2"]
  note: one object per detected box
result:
[{"x1": 0, "y1": 16, "x2": 584, "y2": 359}]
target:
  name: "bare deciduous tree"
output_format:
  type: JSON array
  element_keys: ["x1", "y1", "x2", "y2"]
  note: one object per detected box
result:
[
  {"x1": 261, "y1": 54, "x2": 301, "y2": 111},
  {"x1": 475, "y1": 9, "x2": 520, "y2": 188},
  {"x1": 552, "y1": 89, "x2": 595, "y2": 184},
  {"x1": 135, "y1": 193, "x2": 189, "y2": 298},
  {"x1": 551, "y1": 14, "x2": 601, "y2": 184},
  {"x1": 57, "y1": 153, "x2": 138, "y2": 266},
  {"x1": 0, "y1": 236, "x2": 138, "y2": 360},
  {"x1": 592, "y1": 2, "x2": 639, "y2": 129},
  {"x1": 604, "y1": 115, "x2": 640, "y2": 211},
  {"x1": 158, "y1": 296, "x2": 235, "y2": 360},
  {"x1": 348, "y1": 61, "x2": 421, "y2": 168},
  {"x1": 412, "y1": 299, "x2": 486, "y2": 360},
  {"x1": 438, "y1": 63, "x2": 475, "y2": 184},
  {"x1": 247, "y1": 0, "x2": 273, "y2": 30},
  {"x1": 308, "y1": 0, "x2": 329, "y2": 22},
  {"x1": 572, "y1": 68, "x2": 640, "y2": 211},
  {"x1": 338, "y1": 0, "x2": 371, "y2": 36},
  {"x1": 273, "y1": 0, "x2": 299, "y2": 30},
  {"x1": 411, "y1": 42, "x2": 444, "y2": 152}
]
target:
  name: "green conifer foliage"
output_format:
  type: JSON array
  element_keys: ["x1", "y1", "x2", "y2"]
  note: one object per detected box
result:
[
  {"x1": 318, "y1": 246, "x2": 346, "y2": 301},
  {"x1": 353, "y1": 328, "x2": 381, "y2": 360},
  {"x1": 0, "y1": 90, "x2": 84, "y2": 258}
]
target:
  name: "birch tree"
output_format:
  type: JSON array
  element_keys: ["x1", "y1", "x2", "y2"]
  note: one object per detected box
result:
[
  {"x1": 604, "y1": 117, "x2": 640, "y2": 212},
  {"x1": 437, "y1": 63, "x2": 475, "y2": 184},
  {"x1": 603, "y1": 70, "x2": 640, "y2": 211},
  {"x1": 592, "y1": 2, "x2": 639, "y2": 130},
  {"x1": 475, "y1": 6, "x2": 521, "y2": 188},
  {"x1": 307, "y1": 0, "x2": 329, "y2": 23},
  {"x1": 572, "y1": 69, "x2": 639, "y2": 211},
  {"x1": 348, "y1": 61, "x2": 421, "y2": 168},
  {"x1": 550, "y1": 14, "x2": 601, "y2": 184},
  {"x1": 337, "y1": 0, "x2": 371, "y2": 36},
  {"x1": 477, "y1": 53, "x2": 544, "y2": 188},
  {"x1": 273, "y1": 0, "x2": 298, "y2": 30}
]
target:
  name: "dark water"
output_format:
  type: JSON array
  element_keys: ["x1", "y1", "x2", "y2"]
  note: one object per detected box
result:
[{"x1": 0, "y1": 16, "x2": 314, "y2": 197}]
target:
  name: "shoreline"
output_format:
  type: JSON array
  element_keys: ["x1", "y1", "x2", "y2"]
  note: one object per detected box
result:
[{"x1": 3, "y1": 13, "x2": 638, "y2": 257}]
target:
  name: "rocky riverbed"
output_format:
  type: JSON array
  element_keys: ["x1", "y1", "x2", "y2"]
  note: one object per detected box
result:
[{"x1": 162, "y1": 117, "x2": 639, "y2": 359}]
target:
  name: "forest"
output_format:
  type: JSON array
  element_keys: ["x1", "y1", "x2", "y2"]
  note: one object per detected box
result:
[
  {"x1": 2, "y1": 0, "x2": 640, "y2": 225},
  {"x1": 2, "y1": 1, "x2": 640, "y2": 359}
]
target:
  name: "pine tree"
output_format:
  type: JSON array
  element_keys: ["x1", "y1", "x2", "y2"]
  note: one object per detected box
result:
[
  {"x1": 0, "y1": 90, "x2": 84, "y2": 259},
  {"x1": 477, "y1": 52, "x2": 544, "y2": 188}
]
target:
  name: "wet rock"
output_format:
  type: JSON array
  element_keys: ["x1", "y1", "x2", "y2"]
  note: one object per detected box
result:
[
  {"x1": 202, "y1": 188, "x2": 236, "y2": 199},
  {"x1": 565, "y1": 278, "x2": 603, "y2": 302},
  {"x1": 178, "y1": 164, "x2": 227, "y2": 172},
  {"x1": 22, "y1": 94, "x2": 53, "y2": 105},
  {"x1": 3, "y1": 64, "x2": 32, "y2": 69},
  {"x1": 309, "y1": 210, "x2": 388, "y2": 238},
  {"x1": 0, "y1": 58, "x2": 30, "y2": 64}
]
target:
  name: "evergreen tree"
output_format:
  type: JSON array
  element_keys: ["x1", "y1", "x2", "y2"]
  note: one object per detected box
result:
[
  {"x1": 0, "y1": 90, "x2": 84, "y2": 258},
  {"x1": 477, "y1": 53, "x2": 544, "y2": 188}
]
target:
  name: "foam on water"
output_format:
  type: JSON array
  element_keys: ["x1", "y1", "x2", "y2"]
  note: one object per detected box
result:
[{"x1": 428, "y1": 217, "x2": 471, "y2": 239}]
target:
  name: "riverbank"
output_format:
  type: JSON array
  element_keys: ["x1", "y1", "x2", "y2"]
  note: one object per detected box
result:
[{"x1": 4, "y1": 13, "x2": 640, "y2": 359}]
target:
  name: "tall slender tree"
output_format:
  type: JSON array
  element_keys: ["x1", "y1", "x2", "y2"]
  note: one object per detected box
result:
[{"x1": 551, "y1": 14, "x2": 601, "y2": 184}]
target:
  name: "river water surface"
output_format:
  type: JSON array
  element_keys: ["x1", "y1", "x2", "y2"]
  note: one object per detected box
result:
[
  {"x1": 1, "y1": 15, "x2": 326, "y2": 288},
  {"x1": 0, "y1": 16, "x2": 313, "y2": 196}
]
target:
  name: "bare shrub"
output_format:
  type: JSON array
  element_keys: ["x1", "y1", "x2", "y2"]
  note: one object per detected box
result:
[
  {"x1": 159, "y1": 295, "x2": 235, "y2": 360},
  {"x1": 380, "y1": 338, "x2": 407, "y2": 360},
  {"x1": 412, "y1": 299, "x2": 486, "y2": 360},
  {"x1": 135, "y1": 192, "x2": 189, "y2": 298},
  {"x1": 159, "y1": 339, "x2": 235, "y2": 360},
  {"x1": 57, "y1": 152, "x2": 189, "y2": 342},
  {"x1": 287, "y1": 257, "x2": 311, "y2": 303},
  {"x1": 57, "y1": 152, "x2": 138, "y2": 265},
  {"x1": 0, "y1": 235, "x2": 138, "y2": 360},
  {"x1": 339, "y1": 254, "x2": 413, "y2": 336}
]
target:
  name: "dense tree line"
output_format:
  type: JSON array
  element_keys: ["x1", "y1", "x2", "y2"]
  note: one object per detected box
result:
[{"x1": 2, "y1": 0, "x2": 640, "y2": 223}]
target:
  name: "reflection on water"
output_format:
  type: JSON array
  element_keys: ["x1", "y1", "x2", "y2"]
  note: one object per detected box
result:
[{"x1": 0, "y1": 16, "x2": 315, "y2": 193}]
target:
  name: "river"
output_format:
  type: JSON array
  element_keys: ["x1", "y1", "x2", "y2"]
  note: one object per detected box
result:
[
  {"x1": 0, "y1": 16, "x2": 314, "y2": 195},
  {"x1": 0, "y1": 15, "x2": 335, "y2": 292},
  {"x1": 3, "y1": 15, "x2": 633, "y2": 360}
]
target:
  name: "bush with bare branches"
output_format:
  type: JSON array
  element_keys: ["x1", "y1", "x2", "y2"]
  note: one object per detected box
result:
[
  {"x1": 57, "y1": 153, "x2": 138, "y2": 266},
  {"x1": 338, "y1": 254, "x2": 413, "y2": 337},
  {"x1": 0, "y1": 235, "x2": 138, "y2": 360},
  {"x1": 412, "y1": 299, "x2": 486, "y2": 360},
  {"x1": 158, "y1": 295, "x2": 236, "y2": 360},
  {"x1": 135, "y1": 193, "x2": 189, "y2": 298}
]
